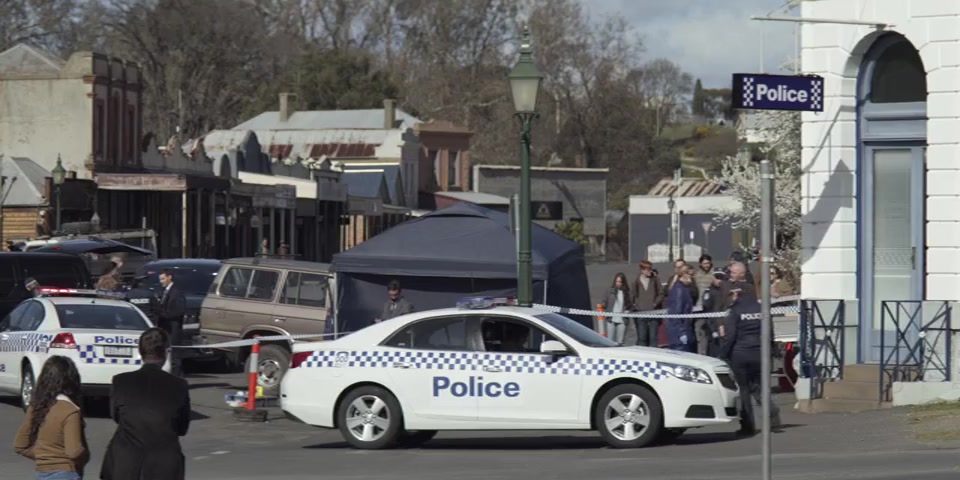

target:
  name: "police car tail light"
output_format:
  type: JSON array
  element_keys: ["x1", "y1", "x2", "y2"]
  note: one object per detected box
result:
[
  {"x1": 456, "y1": 296, "x2": 518, "y2": 309},
  {"x1": 657, "y1": 362, "x2": 712, "y2": 384},
  {"x1": 290, "y1": 351, "x2": 312, "y2": 369},
  {"x1": 50, "y1": 333, "x2": 78, "y2": 350}
]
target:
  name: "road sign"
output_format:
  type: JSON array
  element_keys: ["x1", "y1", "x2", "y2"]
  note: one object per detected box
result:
[
  {"x1": 732, "y1": 73, "x2": 824, "y2": 112},
  {"x1": 531, "y1": 201, "x2": 562, "y2": 220}
]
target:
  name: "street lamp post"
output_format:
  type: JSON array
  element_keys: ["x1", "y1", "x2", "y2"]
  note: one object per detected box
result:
[
  {"x1": 701, "y1": 221, "x2": 713, "y2": 254},
  {"x1": 51, "y1": 155, "x2": 66, "y2": 233},
  {"x1": 508, "y1": 26, "x2": 543, "y2": 307},
  {"x1": 667, "y1": 197, "x2": 676, "y2": 262}
]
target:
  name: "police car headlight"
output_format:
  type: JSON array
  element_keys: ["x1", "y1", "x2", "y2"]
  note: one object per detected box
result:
[{"x1": 658, "y1": 362, "x2": 713, "y2": 384}]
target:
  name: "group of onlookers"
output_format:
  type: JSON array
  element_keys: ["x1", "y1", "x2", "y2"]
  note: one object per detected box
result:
[{"x1": 600, "y1": 253, "x2": 794, "y2": 355}]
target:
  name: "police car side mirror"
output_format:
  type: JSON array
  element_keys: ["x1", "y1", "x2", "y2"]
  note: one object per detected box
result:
[{"x1": 540, "y1": 340, "x2": 568, "y2": 355}]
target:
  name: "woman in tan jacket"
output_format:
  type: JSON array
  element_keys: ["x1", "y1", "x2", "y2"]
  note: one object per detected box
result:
[{"x1": 14, "y1": 356, "x2": 89, "y2": 480}]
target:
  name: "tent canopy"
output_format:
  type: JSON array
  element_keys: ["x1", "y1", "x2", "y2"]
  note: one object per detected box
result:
[
  {"x1": 329, "y1": 202, "x2": 592, "y2": 331},
  {"x1": 331, "y1": 202, "x2": 581, "y2": 279}
]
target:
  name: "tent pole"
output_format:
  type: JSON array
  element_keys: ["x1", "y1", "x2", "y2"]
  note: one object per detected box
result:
[{"x1": 333, "y1": 272, "x2": 339, "y2": 338}]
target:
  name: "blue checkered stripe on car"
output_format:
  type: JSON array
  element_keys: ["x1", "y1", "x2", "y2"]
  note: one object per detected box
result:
[
  {"x1": 78, "y1": 345, "x2": 142, "y2": 365},
  {"x1": 0, "y1": 333, "x2": 52, "y2": 354},
  {"x1": 302, "y1": 350, "x2": 671, "y2": 380}
]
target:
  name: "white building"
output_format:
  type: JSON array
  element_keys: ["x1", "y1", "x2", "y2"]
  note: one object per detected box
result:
[{"x1": 799, "y1": 0, "x2": 960, "y2": 408}]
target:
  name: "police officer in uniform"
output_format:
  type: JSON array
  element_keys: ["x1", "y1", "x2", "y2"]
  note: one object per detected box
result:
[{"x1": 717, "y1": 287, "x2": 781, "y2": 436}]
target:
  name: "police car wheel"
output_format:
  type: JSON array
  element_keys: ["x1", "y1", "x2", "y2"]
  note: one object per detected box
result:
[
  {"x1": 398, "y1": 430, "x2": 438, "y2": 448},
  {"x1": 337, "y1": 386, "x2": 403, "y2": 449},
  {"x1": 20, "y1": 366, "x2": 35, "y2": 411},
  {"x1": 595, "y1": 384, "x2": 662, "y2": 448}
]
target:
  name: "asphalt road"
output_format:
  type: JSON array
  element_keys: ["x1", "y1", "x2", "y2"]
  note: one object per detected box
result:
[{"x1": 2, "y1": 372, "x2": 959, "y2": 480}]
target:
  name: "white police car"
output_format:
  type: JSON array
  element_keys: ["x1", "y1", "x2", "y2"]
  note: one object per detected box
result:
[
  {"x1": 0, "y1": 287, "x2": 164, "y2": 410},
  {"x1": 280, "y1": 297, "x2": 740, "y2": 449}
]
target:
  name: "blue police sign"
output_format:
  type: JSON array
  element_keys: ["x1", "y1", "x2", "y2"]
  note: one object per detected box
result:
[{"x1": 732, "y1": 73, "x2": 824, "y2": 112}]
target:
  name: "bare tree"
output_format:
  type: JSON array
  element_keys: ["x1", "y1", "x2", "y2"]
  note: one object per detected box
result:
[
  {"x1": 635, "y1": 58, "x2": 693, "y2": 136},
  {"x1": 0, "y1": 0, "x2": 80, "y2": 54},
  {"x1": 100, "y1": 0, "x2": 285, "y2": 139}
]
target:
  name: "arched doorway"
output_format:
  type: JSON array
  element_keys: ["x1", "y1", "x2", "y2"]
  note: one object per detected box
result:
[{"x1": 858, "y1": 33, "x2": 927, "y2": 363}]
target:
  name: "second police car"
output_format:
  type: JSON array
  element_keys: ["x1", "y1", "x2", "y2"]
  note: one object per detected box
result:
[
  {"x1": 280, "y1": 297, "x2": 740, "y2": 449},
  {"x1": 0, "y1": 287, "x2": 167, "y2": 410}
]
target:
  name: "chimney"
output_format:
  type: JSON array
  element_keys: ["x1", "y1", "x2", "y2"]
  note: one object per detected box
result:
[
  {"x1": 384, "y1": 99, "x2": 396, "y2": 129},
  {"x1": 279, "y1": 93, "x2": 296, "y2": 122}
]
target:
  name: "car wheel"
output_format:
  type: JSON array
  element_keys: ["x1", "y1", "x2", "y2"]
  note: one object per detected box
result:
[
  {"x1": 595, "y1": 384, "x2": 663, "y2": 449},
  {"x1": 337, "y1": 386, "x2": 403, "y2": 450},
  {"x1": 398, "y1": 430, "x2": 438, "y2": 448},
  {"x1": 20, "y1": 365, "x2": 35, "y2": 412},
  {"x1": 247, "y1": 344, "x2": 290, "y2": 397}
]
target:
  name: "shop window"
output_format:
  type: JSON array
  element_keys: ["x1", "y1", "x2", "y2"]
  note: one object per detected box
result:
[
  {"x1": 429, "y1": 149, "x2": 440, "y2": 186},
  {"x1": 448, "y1": 151, "x2": 460, "y2": 187},
  {"x1": 95, "y1": 100, "x2": 105, "y2": 156}
]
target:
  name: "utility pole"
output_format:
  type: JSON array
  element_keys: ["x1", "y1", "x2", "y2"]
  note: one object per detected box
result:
[
  {"x1": 177, "y1": 89, "x2": 184, "y2": 136},
  {"x1": 671, "y1": 168, "x2": 682, "y2": 261}
]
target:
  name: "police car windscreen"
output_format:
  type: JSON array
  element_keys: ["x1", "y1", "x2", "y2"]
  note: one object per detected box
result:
[
  {"x1": 535, "y1": 313, "x2": 619, "y2": 348},
  {"x1": 55, "y1": 305, "x2": 151, "y2": 331}
]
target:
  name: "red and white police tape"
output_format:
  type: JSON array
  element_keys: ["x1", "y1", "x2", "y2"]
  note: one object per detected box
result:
[{"x1": 532, "y1": 294, "x2": 802, "y2": 319}]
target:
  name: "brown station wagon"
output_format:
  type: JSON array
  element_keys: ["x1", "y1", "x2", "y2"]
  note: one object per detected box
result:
[{"x1": 199, "y1": 258, "x2": 335, "y2": 396}]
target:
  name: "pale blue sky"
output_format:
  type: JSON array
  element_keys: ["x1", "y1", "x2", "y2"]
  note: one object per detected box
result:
[{"x1": 581, "y1": 0, "x2": 799, "y2": 88}]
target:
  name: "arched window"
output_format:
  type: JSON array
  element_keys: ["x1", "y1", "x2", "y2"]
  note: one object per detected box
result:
[{"x1": 869, "y1": 40, "x2": 926, "y2": 103}]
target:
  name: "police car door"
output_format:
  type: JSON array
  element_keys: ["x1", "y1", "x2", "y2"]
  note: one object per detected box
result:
[
  {"x1": 381, "y1": 315, "x2": 478, "y2": 426},
  {"x1": 0, "y1": 303, "x2": 27, "y2": 391},
  {"x1": 473, "y1": 316, "x2": 583, "y2": 427},
  {"x1": 0, "y1": 301, "x2": 44, "y2": 392}
]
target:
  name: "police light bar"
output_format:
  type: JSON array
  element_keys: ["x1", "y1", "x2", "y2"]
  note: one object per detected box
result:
[
  {"x1": 456, "y1": 296, "x2": 518, "y2": 309},
  {"x1": 36, "y1": 287, "x2": 126, "y2": 299}
]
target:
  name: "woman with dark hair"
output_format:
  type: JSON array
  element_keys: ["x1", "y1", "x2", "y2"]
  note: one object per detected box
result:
[
  {"x1": 14, "y1": 356, "x2": 89, "y2": 479},
  {"x1": 602, "y1": 272, "x2": 634, "y2": 344}
]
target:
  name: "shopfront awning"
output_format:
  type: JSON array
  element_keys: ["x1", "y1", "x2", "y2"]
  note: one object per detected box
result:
[
  {"x1": 239, "y1": 172, "x2": 315, "y2": 199},
  {"x1": 382, "y1": 204, "x2": 412, "y2": 215},
  {"x1": 95, "y1": 173, "x2": 229, "y2": 191},
  {"x1": 231, "y1": 181, "x2": 297, "y2": 210}
]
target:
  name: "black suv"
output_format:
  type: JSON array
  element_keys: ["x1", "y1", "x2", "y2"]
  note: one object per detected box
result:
[
  {"x1": 125, "y1": 259, "x2": 222, "y2": 354},
  {"x1": 0, "y1": 253, "x2": 92, "y2": 319}
]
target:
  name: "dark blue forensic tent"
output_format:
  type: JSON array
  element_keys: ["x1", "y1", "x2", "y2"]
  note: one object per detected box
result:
[{"x1": 329, "y1": 202, "x2": 591, "y2": 333}]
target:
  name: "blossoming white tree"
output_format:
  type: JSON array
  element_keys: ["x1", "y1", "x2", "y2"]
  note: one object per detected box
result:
[{"x1": 712, "y1": 110, "x2": 802, "y2": 277}]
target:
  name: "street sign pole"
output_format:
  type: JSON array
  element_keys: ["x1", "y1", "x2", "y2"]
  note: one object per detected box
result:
[
  {"x1": 733, "y1": 70, "x2": 825, "y2": 480},
  {"x1": 760, "y1": 159, "x2": 774, "y2": 480}
]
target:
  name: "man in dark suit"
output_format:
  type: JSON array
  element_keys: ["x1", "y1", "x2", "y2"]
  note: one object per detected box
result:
[
  {"x1": 101, "y1": 328, "x2": 191, "y2": 480},
  {"x1": 155, "y1": 269, "x2": 186, "y2": 376},
  {"x1": 373, "y1": 279, "x2": 414, "y2": 324}
]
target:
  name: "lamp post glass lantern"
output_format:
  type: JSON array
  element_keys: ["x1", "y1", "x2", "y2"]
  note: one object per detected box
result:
[
  {"x1": 508, "y1": 25, "x2": 543, "y2": 307},
  {"x1": 51, "y1": 156, "x2": 66, "y2": 233}
]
